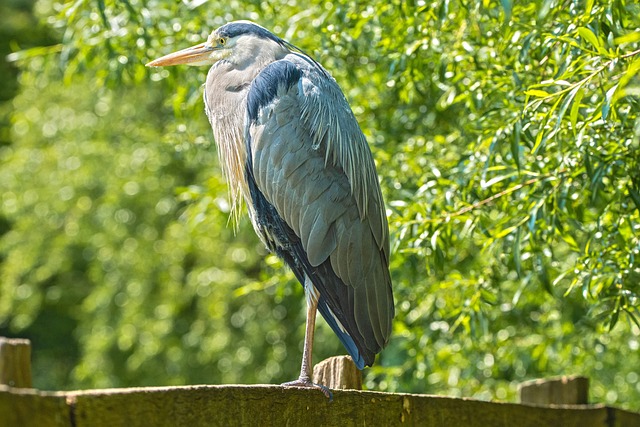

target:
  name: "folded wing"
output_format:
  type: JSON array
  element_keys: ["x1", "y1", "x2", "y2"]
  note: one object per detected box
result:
[{"x1": 244, "y1": 55, "x2": 394, "y2": 367}]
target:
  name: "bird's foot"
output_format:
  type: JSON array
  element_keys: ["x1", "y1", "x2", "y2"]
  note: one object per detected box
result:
[{"x1": 281, "y1": 376, "x2": 333, "y2": 401}]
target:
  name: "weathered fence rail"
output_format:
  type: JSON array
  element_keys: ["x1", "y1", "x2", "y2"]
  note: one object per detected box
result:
[
  {"x1": 1, "y1": 337, "x2": 639, "y2": 427},
  {"x1": 4, "y1": 383, "x2": 640, "y2": 427}
]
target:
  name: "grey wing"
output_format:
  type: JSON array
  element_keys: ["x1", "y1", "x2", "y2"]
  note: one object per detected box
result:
[{"x1": 246, "y1": 56, "x2": 394, "y2": 357}]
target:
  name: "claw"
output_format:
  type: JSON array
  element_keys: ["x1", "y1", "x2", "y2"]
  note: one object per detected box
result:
[{"x1": 282, "y1": 377, "x2": 333, "y2": 401}]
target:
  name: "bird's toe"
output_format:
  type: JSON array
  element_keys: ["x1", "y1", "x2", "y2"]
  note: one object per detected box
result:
[{"x1": 281, "y1": 377, "x2": 333, "y2": 401}]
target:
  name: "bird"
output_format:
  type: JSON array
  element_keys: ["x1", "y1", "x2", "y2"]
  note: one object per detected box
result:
[{"x1": 147, "y1": 21, "x2": 394, "y2": 398}]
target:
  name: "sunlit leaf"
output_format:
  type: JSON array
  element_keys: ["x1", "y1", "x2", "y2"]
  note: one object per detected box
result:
[
  {"x1": 602, "y1": 84, "x2": 619, "y2": 121},
  {"x1": 524, "y1": 89, "x2": 551, "y2": 98},
  {"x1": 554, "y1": 85, "x2": 580, "y2": 134},
  {"x1": 617, "y1": 56, "x2": 640, "y2": 94},
  {"x1": 614, "y1": 31, "x2": 640, "y2": 45},
  {"x1": 570, "y1": 86, "x2": 585, "y2": 134},
  {"x1": 561, "y1": 233, "x2": 579, "y2": 251},
  {"x1": 577, "y1": 27, "x2": 602, "y2": 51},
  {"x1": 585, "y1": 0, "x2": 594, "y2": 15}
]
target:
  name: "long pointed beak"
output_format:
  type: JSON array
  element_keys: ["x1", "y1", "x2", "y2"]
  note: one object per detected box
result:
[{"x1": 146, "y1": 43, "x2": 215, "y2": 67}]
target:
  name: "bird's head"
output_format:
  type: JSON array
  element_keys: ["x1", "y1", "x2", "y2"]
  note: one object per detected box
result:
[{"x1": 146, "y1": 20, "x2": 288, "y2": 68}]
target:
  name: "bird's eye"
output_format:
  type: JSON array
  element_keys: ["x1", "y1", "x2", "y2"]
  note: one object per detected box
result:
[{"x1": 219, "y1": 38, "x2": 226, "y2": 46}]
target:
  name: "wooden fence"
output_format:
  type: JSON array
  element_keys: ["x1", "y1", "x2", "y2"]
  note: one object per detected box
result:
[{"x1": 1, "y1": 337, "x2": 639, "y2": 426}]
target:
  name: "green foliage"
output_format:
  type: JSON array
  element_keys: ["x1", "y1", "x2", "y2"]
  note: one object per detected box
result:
[
  {"x1": 1, "y1": 0, "x2": 639, "y2": 411},
  {"x1": 0, "y1": 0, "x2": 56, "y2": 148}
]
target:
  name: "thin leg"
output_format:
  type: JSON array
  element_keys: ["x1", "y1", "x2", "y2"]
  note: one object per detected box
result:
[
  {"x1": 299, "y1": 294, "x2": 317, "y2": 381},
  {"x1": 281, "y1": 279, "x2": 333, "y2": 400}
]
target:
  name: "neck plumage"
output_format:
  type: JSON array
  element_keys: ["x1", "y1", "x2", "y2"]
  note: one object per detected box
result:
[{"x1": 204, "y1": 42, "x2": 290, "y2": 221}]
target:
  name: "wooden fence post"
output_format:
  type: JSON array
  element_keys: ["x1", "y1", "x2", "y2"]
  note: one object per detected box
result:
[
  {"x1": 519, "y1": 376, "x2": 589, "y2": 405},
  {"x1": 313, "y1": 355, "x2": 362, "y2": 390},
  {"x1": 0, "y1": 337, "x2": 33, "y2": 388}
]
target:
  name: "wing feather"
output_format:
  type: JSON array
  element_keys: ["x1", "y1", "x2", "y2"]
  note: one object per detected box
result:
[{"x1": 246, "y1": 55, "x2": 394, "y2": 363}]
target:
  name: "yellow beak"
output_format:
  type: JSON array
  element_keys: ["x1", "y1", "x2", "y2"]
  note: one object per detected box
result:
[{"x1": 146, "y1": 43, "x2": 216, "y2": 67}]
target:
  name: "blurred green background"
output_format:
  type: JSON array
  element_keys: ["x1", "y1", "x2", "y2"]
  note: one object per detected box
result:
[{"x1": 1, "y1": 0, "x2": 639, "y2": 411}]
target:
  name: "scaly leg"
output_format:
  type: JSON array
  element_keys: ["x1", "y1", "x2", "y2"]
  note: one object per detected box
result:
[{"x1": 281, "y1": 278, "x2": 333, "y2": 400}]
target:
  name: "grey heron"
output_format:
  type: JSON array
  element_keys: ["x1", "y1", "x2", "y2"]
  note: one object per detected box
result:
[{"x1": 147, "y1": 21, "x2": 394, "y2": 398}]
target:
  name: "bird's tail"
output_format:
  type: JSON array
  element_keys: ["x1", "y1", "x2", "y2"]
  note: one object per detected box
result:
[{"x1": 317, "y1": 297, "x2": 369, "y2": 370}]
